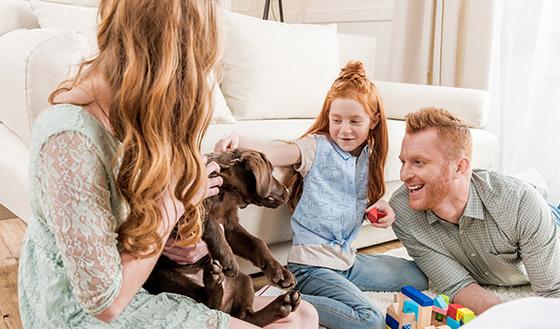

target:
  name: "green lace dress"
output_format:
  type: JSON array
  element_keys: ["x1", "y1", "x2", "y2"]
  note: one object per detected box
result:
[{"x1": 18, "y1": 104, "x2": 230, "y2": 328}]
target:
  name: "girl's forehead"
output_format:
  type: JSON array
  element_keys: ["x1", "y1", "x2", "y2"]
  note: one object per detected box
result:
[{"x1": 329, "y1": 98, "x2": 367, "y2": 116}]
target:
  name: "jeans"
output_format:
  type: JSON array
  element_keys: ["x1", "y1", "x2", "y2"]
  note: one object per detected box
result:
[
  {"x1": 287, "y1": 254, "x2": 428, "y2": 329},
  {"x1": 550, "y1": 204, "x2": 560, "y2": 226}
]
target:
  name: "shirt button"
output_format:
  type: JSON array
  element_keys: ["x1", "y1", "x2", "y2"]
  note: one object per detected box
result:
[
  {"x1": 471, "y1": 253, "x2": 476, "y2": 257},
  {"x1": 485, "y1": 272, "x2": 490, "y2": 275}
]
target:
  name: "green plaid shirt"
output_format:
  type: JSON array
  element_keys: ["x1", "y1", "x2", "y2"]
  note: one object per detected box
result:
[{"x1": 390, "y1": 169, "x2": 560, "y2": 300}]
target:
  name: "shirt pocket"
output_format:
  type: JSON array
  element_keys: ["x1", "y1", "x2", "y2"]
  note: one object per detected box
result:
[{"x1": 483, "y1": 251, "x2": 528, "y2": 285}]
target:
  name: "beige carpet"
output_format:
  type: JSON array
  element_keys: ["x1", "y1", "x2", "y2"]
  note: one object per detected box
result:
[
  {"x1": 363, "y1": 247, "x2": 535, "y2": 313},
  {"x1": 259, "y1": 247, "x2": 536, "y2": 328}
]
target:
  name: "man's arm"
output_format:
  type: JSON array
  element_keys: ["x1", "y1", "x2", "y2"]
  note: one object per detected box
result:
[
  {"x1": 517, "y1": 187, "x2": 560, "y2": 297},
  {"x1": 453, "y1": 283, "x2": 501, "y2": 314}
]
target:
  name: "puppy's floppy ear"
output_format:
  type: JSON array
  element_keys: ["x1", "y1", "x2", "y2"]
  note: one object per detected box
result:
[{"x1": 240, "y1": 151, "x2": 272, "y2": 197}]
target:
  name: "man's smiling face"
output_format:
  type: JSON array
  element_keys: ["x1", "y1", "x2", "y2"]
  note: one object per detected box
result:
[{"x1": 399, "y1": 128, "x2": 454, "y2": 211}]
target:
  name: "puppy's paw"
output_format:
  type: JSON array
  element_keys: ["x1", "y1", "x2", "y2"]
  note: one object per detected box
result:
[
  {"x1": 263, "y1": 261, "x2": 296, "y2": 289},
  {"x1": 243, "y1": 290, "x2": 301, "y2": 327},
  {"x1": 278, "y1": 290, "x2": 301, "y2": 317},
  {"x1": 215, "y1": 253, "x2": 239, "y2": 277},
  {"x1": 203, "y1": 259, "x2": 224, "y2": 289}
]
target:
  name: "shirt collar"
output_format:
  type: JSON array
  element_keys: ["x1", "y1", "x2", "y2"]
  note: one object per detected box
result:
[
  {"x1": 329, "y1": 138, "x2": 368, "y2": 161},
  {"x1": 426, "y1": 183, "x2": 485, "y2": 225},
  {"x1": 462, "y1": 184, "x2": 486, "y2": 221}
]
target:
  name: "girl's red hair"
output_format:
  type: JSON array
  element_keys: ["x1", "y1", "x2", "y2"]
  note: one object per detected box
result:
[{"x1": 285, "y1": 61, "x2": 389, "y2": 209}]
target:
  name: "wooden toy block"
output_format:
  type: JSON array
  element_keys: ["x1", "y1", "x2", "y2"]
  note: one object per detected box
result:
[
  {"x1": 446, "y1": 316, "x2": 461, "y2": 329},
  {"x1": 402, "y1": 325, "x2": 411, "y2": 329},
  {"x1": 394, "y1": 292, "x2": 408, "y2": 312},
  {"x1": 433, "y1": 295, "x2": 448, "y2": 309},
  {"x1": 432, "y1": 306, "x2": 447, "y2": 315},
  {"x1": 417, "y1": 305, "x2": 432, "y2": 328},
  {"x1": 367, "y1": 207, "x2": 387, "y2": 224},
  {"x1": 386, "y1": 303, "x2": 399, "y2": 320},
  {"x1": 386, "y1": 313, "x2": 399, "y2": 329},
  {"x1": 457, "y1": 307, "x2": 476, "y2": 324},
  {"x1": 435, "y1": 313, "x2": 444, "y2": 321},
  {"x1": 440, "y1": 294, "x2": 450, "y2": 305},
  {"x1": 401, "y1": 312, "x2": 416, "y2": 327},
  {"x1": 447, "y1": 304, "x2": 462, "y2": 320},
  {"x1": 403, "y1": 300, "x2": 419, "y2": 320},
  {"x1": 401, "y1": 286, "x2": 433, "y2": 306}
]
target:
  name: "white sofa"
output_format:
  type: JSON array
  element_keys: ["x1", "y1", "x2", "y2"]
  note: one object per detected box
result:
[{"x1": 0, "y1": 0, "x2": 498, "y2": 273}]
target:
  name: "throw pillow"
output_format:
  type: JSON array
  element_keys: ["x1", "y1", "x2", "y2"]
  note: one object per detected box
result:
[{"x1": 221, "y1": 11, "x2": 340, "y2": 120}]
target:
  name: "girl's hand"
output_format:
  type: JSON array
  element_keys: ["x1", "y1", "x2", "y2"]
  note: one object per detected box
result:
[
  {"x1": 214, "y1": 133, "x2": 240, "y2": 152},
  {"x1": 162, "y1": 238, "x2": 209, "y2": 265},
  {"x1": 365, "y1": 199, "x2": 395, "y2": 228}
]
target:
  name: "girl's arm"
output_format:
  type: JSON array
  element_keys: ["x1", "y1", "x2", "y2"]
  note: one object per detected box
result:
[{"x1": 214, "y1": 133, "x2": 302, "y2": 167}]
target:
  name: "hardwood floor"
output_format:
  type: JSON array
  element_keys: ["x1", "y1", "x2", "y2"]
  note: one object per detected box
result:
[
  {"x1": 0, "y1": 217, "x2": 25, "y2": 329},
  {"x1": 0, "y1": 213, "x2": 401, "y2": 328}
]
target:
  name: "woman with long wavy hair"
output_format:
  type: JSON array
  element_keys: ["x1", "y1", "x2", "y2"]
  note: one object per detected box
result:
[{"x1": 17, "y1": 0, "x2": 317, "y2": 328}]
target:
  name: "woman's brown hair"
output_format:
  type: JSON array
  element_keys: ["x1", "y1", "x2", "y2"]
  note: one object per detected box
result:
[
  {"x1": 49, "y1": 0, "x2": 221, "y2": 258},
  {"x1": 285, "y1": 61, "x2": 389, "y2": 209}
]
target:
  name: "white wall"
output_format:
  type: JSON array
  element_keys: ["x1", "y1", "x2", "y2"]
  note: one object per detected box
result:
[{"x1": 230, "y1": 0, "x2": 394, "y2": 81}]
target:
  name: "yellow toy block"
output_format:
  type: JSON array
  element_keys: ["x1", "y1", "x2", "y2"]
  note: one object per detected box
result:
[{"x1": 458, "y1": 307, "x2": 476, "y2": 324}]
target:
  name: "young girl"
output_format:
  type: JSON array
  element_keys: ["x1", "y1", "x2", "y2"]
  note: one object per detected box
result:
[
  {"x1": 18, "y1": 0, "x2": 317, "y2": 328},
  {"x1": 215, "y1": 61, "x2": 428, "y2": 329}
]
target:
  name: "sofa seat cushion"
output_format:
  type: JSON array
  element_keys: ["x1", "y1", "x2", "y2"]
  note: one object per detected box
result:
[
  {"x1": 201, "y1": 118, "x2": 498, "y2": 245},
  {"x1": 203, "y1": 118, "x2": 498, "y2": 183}
]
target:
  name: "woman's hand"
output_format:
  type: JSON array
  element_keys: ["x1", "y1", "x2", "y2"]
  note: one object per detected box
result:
[
  {"x1": 365, "y1": 199, "x2": 396, "y2": 228},
  {"x1": 192, "y1": 156, "x2": 223, "y2": 204},
  {"x1": 214, "y1": 133, "x2": 240, "y2": 152}
]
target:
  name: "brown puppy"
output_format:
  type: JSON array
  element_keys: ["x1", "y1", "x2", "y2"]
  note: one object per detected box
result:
[{"x1": 144, "y1": 148, "x2": 299, "y2": 327}]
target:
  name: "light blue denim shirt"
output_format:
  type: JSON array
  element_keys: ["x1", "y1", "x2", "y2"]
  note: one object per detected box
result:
[{"x1": 291, "y1": 135, "x2": 369, "y2": 253}]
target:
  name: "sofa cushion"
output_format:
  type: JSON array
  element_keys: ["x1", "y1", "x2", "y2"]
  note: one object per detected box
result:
[
  {"x1": 377, "y1": 80, "x2": 489, "y2": 128},
  {"x1": 30, "y1": 0, "x2": 99, "y2": 53},
  {"x1": 221, "y1": 11, "x2": 340, "y2": 120},
  {"x1": 202, "y1": 118, "x2": 497, "y2": 244},
  {"x1": 203, "y1": 118, "x2": 498, "y2": 184},
  {"x1": 0, "y1": 0, "x2": 40, "y2": 37},
  {"x1": 0, "y1": 29, "x2": 89, "y2": 144}
]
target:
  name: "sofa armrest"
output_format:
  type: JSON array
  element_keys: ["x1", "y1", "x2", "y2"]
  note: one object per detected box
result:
[
  {"x1": 0, "y1": 28, "x2": 89, "y2": 144},
  {"x1": 377, "y1": 80, "x2": 488, "y2": 128}
]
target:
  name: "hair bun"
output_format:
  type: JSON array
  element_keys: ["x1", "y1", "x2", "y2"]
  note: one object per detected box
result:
[{"x1": 338, "y1": 61, "x2": 367, "y2": 81}]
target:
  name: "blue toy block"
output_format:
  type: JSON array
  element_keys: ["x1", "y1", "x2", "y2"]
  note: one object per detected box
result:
[
  {"x1": 402, "y1": 325, "x2": 411, "y2": 329},
  {"x1": 434, "y1": 295, "x2": 448, "y2": 309},
  {"x1": 446, "y1": 316, "x2": 461, "y2": 329},
  {"x1": 403, "y1": 300, "x2": 419, "y2": 320},
  {"x1": 385, "y1": 313, "x2": 399, "y2": 329},
  {"x1": 401, "y1": 285, "x2": 433, "y2": 306}
]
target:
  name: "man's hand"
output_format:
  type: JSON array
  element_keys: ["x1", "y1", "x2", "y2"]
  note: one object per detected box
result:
[
  {"x1": 366, "y1": 199, "x2": 395, "y2": 228},
  {"x1": 454, "y1": 283, "x2": 501, "y2": 314}
]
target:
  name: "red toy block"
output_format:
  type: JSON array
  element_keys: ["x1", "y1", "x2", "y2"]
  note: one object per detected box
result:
[
  {"x1": 367, "y1": 207, "x2": 387, "y2": 224},
  {"x1": 447, "y1": 304, "x2": 463, "y2": 320}
]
